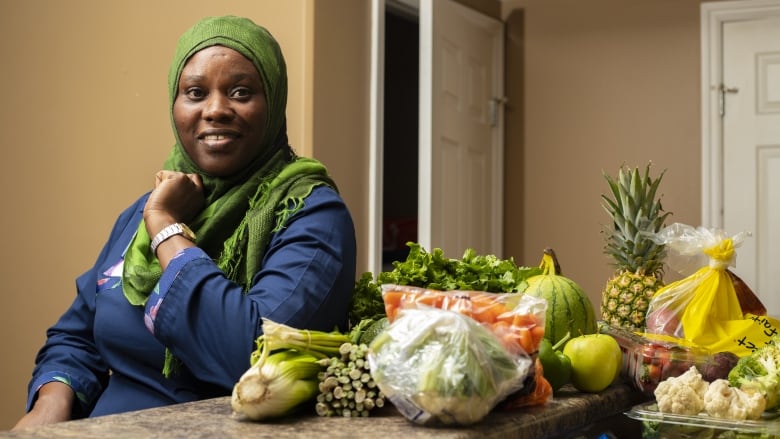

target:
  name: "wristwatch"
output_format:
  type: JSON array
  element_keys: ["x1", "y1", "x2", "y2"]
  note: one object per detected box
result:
[{"x1": 150, "y1": 223, "x2": 196, "y2": 254}]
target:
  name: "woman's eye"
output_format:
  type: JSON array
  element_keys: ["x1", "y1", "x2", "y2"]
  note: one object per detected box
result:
[
  {"x1": 185, "y1": 88, "x2": 205, "y2": 99},
  {"x1": 231, "y1": 87, "x2": 251, "y2": 99}
]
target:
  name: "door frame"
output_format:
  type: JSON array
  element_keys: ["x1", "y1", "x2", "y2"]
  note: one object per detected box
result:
[
  {"x1": 368, "y1": 0, "x2": 419, "y2": 275},
  {"x1": 368, "y1": 0, "x2": 386, "y2": 275},
  {"x1": 370, "y1": 0, "x2": 422, "y2": 275},
  {"x1": 701, "y1": 0, "x2": 780, "y2": 228}
]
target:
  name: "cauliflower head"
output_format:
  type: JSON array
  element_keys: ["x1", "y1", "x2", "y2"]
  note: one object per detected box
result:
[
  {"x1": 654, "y1": 366, "x2": 709, "y2": 416},
  {"x1": 704, "y1": 379, "x2": 766, "y2": 421}
]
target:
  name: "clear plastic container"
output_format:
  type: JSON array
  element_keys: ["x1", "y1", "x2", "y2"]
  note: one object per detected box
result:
[
  {"x1": 598, "y1": 322, "x2": 736, "y2": 396},
  {"x1": 626, "y1": 401, "x2": 780, "y2": 438}
]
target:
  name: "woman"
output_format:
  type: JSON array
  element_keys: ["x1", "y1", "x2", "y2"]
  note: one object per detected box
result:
[{"x1": 13, "y1": 15, "x2": 356, "y2": 427}]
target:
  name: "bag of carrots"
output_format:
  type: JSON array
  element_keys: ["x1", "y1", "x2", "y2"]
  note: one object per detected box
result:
[
  {"x1": 380, "y1": 284, "x2": 548, "y2": 356},
  {"x1": 368, "y1": 305, "x2": 536, "y2": 425},
  {"x1": 376, "y1": 284, "x2": 551, "y2": 415}
]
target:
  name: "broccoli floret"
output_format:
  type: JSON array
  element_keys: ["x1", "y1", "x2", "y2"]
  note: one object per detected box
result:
[{"x1": 728, "y1": 343, "x2": 780, "y2": 410}]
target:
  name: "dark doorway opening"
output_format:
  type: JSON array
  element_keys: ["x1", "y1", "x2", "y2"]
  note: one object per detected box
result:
[{"x1": 382, "y1": 6, "x2": 419, "y2": 270}]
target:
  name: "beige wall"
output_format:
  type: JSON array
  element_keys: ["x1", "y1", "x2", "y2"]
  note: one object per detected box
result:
[
  {"x1": 0, "y1": 0, "x2": 710, "y2": 430},
  {"x1": 0, "y1": 0, "x2": 370, "y2": 428},
  {"x1": 502, "y1": 0, "x2": 706, "y2": 308},
  {"x1": 309, "y1": 3, "x2": 371, "y2": 266}
]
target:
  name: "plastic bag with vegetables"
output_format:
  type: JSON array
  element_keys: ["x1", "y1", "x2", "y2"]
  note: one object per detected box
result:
[
  {"x1": 643, "y1": 223, "x2": 778, "y2": 357},
  {"x1": 367, "y1": 306, "x2": 533, "y2": 426},
  {"x1": 380, "y1": 284, "x2": 548, "y2": 356}
]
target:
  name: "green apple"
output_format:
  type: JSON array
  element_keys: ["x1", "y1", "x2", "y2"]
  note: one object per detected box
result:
[{"x1": 562, "y1": 333, "x2": 622, "y2": 393}]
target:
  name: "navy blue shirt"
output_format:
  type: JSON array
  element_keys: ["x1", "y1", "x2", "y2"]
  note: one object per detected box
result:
[{"x1": 26, "y1": 186, "x2": 357, "y2": 418}]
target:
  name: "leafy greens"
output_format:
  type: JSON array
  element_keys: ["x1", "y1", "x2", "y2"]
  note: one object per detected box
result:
[{"x1": 348, "y1": 242, "x2": 540, "y2": 328}]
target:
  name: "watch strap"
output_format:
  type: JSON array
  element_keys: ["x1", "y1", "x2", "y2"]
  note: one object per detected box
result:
[{"x1": 150, "y1": 223, "x2": 196, "y2": 255}]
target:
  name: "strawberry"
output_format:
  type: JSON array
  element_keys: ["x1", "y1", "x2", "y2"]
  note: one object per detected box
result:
[{"x1": 637, "y1": 363, "x2": 662, "y2": 393}]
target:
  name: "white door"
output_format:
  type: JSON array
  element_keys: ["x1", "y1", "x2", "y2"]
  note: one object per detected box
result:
[
  {"x1": 418, "y1": 0, "x2": 504, "y2": 259},
  {"x1": 722, "y1": 16, "x2": 780, "y2": 316}
]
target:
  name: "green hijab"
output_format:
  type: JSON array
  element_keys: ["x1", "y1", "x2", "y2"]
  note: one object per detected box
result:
[{"x1": 121, "y1": 16, "x2": 336, "y2": 372}]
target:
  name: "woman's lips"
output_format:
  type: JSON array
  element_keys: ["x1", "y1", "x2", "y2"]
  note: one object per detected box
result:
[
  {"x1": 200, "y1": 133, "x2": 238, "y2": 150},
  {"x1": 203, "y1": 134, "x2": 231, "y2": 140}
]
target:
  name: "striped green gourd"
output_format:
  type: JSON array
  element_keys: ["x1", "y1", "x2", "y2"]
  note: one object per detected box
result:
[{"x1": 523, "y1": 248, "x2": 597, "y2": 346}]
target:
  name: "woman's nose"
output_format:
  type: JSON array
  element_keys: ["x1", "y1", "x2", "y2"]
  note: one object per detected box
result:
[{"x1": 203, "y1": 93, "x2": 233, "y2": 121}]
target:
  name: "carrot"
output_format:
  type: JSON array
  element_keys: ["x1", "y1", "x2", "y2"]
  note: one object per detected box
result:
[
  {"x1": 512, "y1": 313, "x2": 537, "y2": 329},
  {"x1": 530, "y1": 325, "x2": 546, "y2": 350},
  {"x1": 494, "y1": 312, "x2": 516, "y2": 327},
  {"x1": 499, "y1": 359, "x2": 553, "y2": 410},
  {"x1": 512, "y1": 326, "x2": 534, "y2": 354},
  {"x1": 469, "y1": 295, "x2": 507, "y2": 324},
  {"x1": 448, "y1": 296, "x2": 474, "y2": 318},
  {"x1": 385, "y1": 304, "x2": 398, "y2": 322},
  {"x1": 382, "y1": 290, "x2": 406, "y2": 310},
  {"x1": 491, "y1": 320, "x2": 510, "y2": 338},
  {"x1": 413, "y1": 292, "x2": 444, "y2": 308}
]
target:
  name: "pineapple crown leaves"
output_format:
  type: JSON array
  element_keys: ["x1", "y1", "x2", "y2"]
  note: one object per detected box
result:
[{"x1": 601, "y1": 163, "x2": 672, "y2": 275}]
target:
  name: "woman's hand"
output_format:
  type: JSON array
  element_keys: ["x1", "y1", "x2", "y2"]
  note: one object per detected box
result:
[
  {"x1": 143, "y1": 171, "x2": 205, "y2": 226},
  {"x1": 143, "y1": 171, "x2": 205, "y2": 268},
  {"x1": 12, "y1": 381, "x2": 74, "y2": 430}
]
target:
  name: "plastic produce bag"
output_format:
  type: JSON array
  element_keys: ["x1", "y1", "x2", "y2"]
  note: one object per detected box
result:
[
  {"x1": 644, "y1": 223, "x2": 779, "y2": 357},
  {"x1": 380, "y1": 284, "x2": 548, "y2": 356},
  {"x1": 377, "y1": 285, "x2": 551, "y2": 410},
  {"x1": 367, "y1": 306, "x2": 534, "y2": 426}
]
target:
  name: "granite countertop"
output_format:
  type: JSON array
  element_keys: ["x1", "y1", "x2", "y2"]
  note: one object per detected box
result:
[{"x1": 1, "y1": 383, "x2": 647, "y2": 439}]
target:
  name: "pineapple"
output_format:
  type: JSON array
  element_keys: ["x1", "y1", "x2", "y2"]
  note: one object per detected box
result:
[{"x1": 600, "y1": 163, "x2": 672, "y2": 331}]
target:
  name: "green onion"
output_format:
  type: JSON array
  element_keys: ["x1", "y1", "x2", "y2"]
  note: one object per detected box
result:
[
  {"x1": 251, "y1": 319, "x2": 351, "y2": 364},
  {"x1": 231, "y1": 349, "x2": 321, "y2": 420}
]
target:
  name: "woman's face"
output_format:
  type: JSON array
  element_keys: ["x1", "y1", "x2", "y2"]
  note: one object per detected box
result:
[{"x1": 173, "y1": 46, "x2": 268, "y2": 177}]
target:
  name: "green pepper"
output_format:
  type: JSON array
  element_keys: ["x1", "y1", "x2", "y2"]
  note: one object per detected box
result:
[{"x1": 538, "y1": 332, "x2": 572, "y2": 393}]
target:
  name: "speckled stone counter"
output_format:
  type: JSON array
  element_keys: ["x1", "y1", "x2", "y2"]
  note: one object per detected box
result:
[{"x1": 1, "y1": 382, "x2": 647, "y2": 439}]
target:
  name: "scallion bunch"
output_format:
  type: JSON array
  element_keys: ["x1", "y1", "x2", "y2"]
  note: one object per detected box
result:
[{"x1": 315, "y1": 342, "x2": 386, "y2": 417}]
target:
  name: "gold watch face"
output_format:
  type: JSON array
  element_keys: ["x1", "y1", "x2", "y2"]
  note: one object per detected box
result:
[{"x1": 179, "y1": 223, "x2": 196, "y2": 241}]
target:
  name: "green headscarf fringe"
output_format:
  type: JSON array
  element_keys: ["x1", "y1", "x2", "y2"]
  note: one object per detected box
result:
[
  {"x1": 162, "y1": 349, "x2": 178, "y2": 379},
  {"x1": 216, "y1": 157, "x2": 336, "y2": 292}
]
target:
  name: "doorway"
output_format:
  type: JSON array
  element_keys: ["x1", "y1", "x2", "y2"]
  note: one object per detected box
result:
[
  {"x1": 382, "y1": 4, "x2": 419, "y2": 271},
  {"x1": 369, "y1": 0, "x2": 504, "y2": 275}
]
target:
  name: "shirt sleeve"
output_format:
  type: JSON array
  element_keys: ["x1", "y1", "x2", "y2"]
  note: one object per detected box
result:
[
  {"x1": 26, "y1": 196, "x2": 147, "y2": 416},
  {"x1": 147, "y1": 186, "x2": 357, "y2": 390}
]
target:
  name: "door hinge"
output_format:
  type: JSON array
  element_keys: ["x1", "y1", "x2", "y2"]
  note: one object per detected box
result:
[
  {"x1": 715, "y1": 84, "x2": 739, "y2": 117},
  {"x1": 489, "y1": 96, "x2": 508, "y2": 127}
]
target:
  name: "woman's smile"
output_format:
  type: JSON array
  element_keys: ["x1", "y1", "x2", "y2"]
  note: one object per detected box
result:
[{"x1": 198, "y1": 130, "x2": 241, "y2": 150}]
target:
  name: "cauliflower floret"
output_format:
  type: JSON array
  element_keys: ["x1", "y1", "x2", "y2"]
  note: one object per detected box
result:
[
  {"x1": 654, "y1": 366, "x2": 708, "y2": 415},
  {"x1": 704, "y1": 379, "x2": 766, "y2": 420}
]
